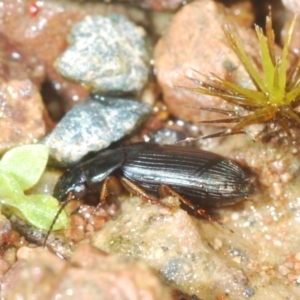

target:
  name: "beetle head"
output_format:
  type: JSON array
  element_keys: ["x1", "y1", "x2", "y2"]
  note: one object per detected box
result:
[{"x1": 53, "y1": 167, "x2": 88, "y2": 202}]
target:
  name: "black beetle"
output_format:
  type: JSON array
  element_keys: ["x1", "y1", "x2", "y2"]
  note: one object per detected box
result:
[{"x1": 53, "y1": 143, "x2": 254, "y2": 208}]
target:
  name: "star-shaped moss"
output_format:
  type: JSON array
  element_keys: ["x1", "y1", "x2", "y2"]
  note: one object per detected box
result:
[{"x1": 188, "y1": 14, "x2": 300, "y2": 140}]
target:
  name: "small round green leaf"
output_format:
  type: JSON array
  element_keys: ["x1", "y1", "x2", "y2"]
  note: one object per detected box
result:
[
  {"x1": 0, "y1": 171, "x2": 24, "y2": 200},
  {"x1": 0, "y1": 145, "x2": 69, "y2": 232},
  {"x1": 0, "y1": 191, "x2": 69, "y2": 231},
  {"x1": 0, "y1": 144, "x2": 49, "y2": 191},
  {"x1": 19, "y1": 194, "x2": 69, "y2": 231}
]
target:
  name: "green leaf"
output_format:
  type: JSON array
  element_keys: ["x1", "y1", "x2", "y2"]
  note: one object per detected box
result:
[
  {"x1": 0, "y1": 144, "x2": 49, "y2": 191},
  {"x1": 0, "y1": 171, "x2": 24, "y2": 200},
  {"x1": 16, "y1": 194, "x2": 69, "y2": 231},
  {"x1": 0, "y1": 173, "x2": 68, "y2": 231},
  {"x1": 0, "y1": 145, "x2": 69, "y2": 231}
]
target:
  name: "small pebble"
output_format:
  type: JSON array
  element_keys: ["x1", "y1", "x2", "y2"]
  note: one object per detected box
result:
[
  {"x1": 144, "y1": 128, "x2": 186, "y2": 144},
  {"x1": 295, "y1": 252, "x2": 300, "y2": 261},
  {"x1": 243, "y1": 286, "x2": 255, "y2": 297},
  {"x1": 0, "y1": 258, "x2": 10, "y2": 274},
  {"x1": 16, "y1": 246, "x2": 35, "y2": 261},
  {"x1": 3, "y1": 247, "x2": 16, "y2": 265},
  {"x1": 43, "y1": 95, "x2": 151, "y2": 165},
  {"x1": 55, "y1": 13, "x2": 151, "y2": 94}
]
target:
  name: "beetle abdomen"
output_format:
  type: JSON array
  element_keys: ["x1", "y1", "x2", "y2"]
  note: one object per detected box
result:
[{"x1": 122, "y1": 143, "x2": 253, "y2": 207}]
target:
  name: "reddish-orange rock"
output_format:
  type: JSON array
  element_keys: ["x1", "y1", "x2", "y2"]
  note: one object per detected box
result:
[
  {"x1": 2, "y1": 245, "x2": 173, "y2": 300},
  {"x1": 0, "y1": 33, "x2": 47, "y2": 152},
  {"x1": 154, "y1": 0, "x2": 258, "y2": 124}
]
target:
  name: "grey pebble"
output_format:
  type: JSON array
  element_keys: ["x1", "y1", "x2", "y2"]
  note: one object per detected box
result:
[
  {"x1": 243, "y1": 286, "x2": 255, "y2": 297},
  {"x1": 43, "y1": 96, "x2": 151, "y2": 166},
  {"x1": 55, "y1": 13, "x2": 151, "y2": 94}
]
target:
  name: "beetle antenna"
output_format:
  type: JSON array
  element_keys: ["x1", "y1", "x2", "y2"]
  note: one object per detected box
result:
[{"x1": 43, "y1": 194, "x2": 72, "y2": 248}]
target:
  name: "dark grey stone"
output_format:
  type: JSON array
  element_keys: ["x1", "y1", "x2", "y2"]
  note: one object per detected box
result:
[
  {"x1": 43, "y1": 96, "x2": 151, "y2": 166},
  {"x1": 55, "y1": 13, "x2": 151, "y2": 94}
]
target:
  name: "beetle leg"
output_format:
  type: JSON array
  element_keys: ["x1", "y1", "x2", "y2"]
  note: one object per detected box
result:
[
  {"x1": 100, "y1": 176, "x2": 123, "y2": 204},
  {"x1": 158, "y1": 184, "x2": 197, "y2": 210},
  {"x1": 80, "y1": 176, "x2": 123, "y2": 237},
  {"x1": 197, "y1": 208, "x2": 233, "y2": 231},
  {"x1": 99, "y1": 178, "x2": 109, "y2": 204},
  {"x1": 120, "y1": 177, "x2": 165, "y2": 206},
  {"x1": 158, "y1": 185, "x2": 232, "y2": 231},
  {"x1": 90, "y1": 176, "x2": 123, "y2": 219}
]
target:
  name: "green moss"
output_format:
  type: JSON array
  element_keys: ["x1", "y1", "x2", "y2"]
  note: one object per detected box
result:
[{"x1": 188, "y1": 14, "x2": 300, "y2": 139}]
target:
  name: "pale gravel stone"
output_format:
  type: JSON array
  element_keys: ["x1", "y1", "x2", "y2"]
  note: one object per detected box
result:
[
  {"x1": 55, "y1": 13, "x2": 151, "y2": 94},
  {"x1": 91, "y1": 192, "x2": 300, "y2": 299}
]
